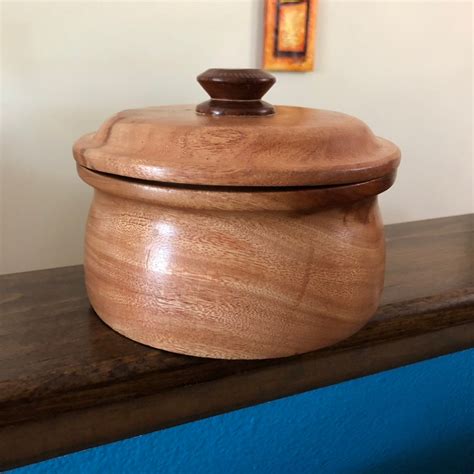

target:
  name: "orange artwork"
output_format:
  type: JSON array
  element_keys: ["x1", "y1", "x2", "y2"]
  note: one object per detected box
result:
[{"x1": 263, "y1": 0, "x2": 318, "y2": 72}]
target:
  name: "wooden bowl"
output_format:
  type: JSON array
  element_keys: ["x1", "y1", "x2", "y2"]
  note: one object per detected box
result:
[{"x1": 74, "y1": 69, "x2": 400, "y2": 359}]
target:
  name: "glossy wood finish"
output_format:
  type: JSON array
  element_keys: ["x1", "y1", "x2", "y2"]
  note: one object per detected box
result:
[
  {"x1": 196, "y1": 69, "x2": 276, "y2": 116},
  {"x1": 77, "y1": 165, "x2": 396, "y2": 211},
  {"x1": 78, "y1": 165, "x2": 392, "y2": 359},
  {"x1": 73, "y1": 105, "x2": 400, "y2": 186},
  {"x1": 0, "y1": 215, "x2": 473, "y2": 469},
  {"x1": 74, "y1": 73, "x2": 400, "y2": 356}
]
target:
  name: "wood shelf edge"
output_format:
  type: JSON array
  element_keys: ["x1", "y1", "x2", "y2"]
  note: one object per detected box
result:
[
  {"x1": 1, "y1": 214, "x2": 473, "y2": 469},
  {"x1": 1, "y1": 291, "x2": 473, "y2": 470}
]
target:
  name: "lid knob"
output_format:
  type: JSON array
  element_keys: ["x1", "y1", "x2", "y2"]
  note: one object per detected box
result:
[{"x1": 196, "y1": 68, "x2": 276, "y2": 117}]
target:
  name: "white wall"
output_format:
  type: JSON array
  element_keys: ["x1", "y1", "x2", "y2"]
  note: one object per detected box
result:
[{"x1": 1, "y1": 0, "x2": 472, "y2": 274}]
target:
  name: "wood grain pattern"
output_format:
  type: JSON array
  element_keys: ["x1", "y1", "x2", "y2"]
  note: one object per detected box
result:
[
  {"x1": 78, "y1": 165, "x2": 393, "y2": 359},
  {"x1": 73, "y1": 105, "x2": 400, "y2": 187},
  {"x1": 0, "y1": 215, "x2": 473, "y2": 469},
  {"x1": 74, "y1": 72, "x2": 400, "y2": 357}
]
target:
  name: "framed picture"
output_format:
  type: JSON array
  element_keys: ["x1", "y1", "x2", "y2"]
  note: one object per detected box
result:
[{"x1": 263, "y1": 0, "x2": 318, "y2": 72}]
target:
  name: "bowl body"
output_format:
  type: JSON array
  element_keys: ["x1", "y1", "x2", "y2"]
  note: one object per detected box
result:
[{"x1": 78, "y1": 165, "x2": 388, "y2": 359}]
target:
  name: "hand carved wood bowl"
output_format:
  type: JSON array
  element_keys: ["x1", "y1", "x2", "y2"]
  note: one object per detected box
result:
[{"x1": 74, "y1": 69, "x2": 400, "y2": 359}]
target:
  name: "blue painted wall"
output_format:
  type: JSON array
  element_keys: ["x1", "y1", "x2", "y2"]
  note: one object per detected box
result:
[{"x1": 10, "y1": 349, "x2": 473, "y2": 474}]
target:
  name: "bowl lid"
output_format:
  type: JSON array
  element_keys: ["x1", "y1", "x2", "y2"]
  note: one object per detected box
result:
[{"x1": 73, "y1": 69, "x2": 400, "y2": 187}]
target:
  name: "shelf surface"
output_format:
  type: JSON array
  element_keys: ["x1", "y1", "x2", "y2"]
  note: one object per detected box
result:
[{"x1": 0, "y1": 214, "x2": 473, "y2": 469}]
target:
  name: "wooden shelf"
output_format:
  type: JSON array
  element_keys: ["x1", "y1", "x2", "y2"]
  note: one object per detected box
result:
[{"x1": 1, "y1": 214, "x2": 473, "y2": 470}]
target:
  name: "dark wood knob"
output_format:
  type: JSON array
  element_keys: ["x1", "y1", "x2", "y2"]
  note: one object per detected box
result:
[{"x1": 196, "y1": 69, "x2": 276, "y2": 117}]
